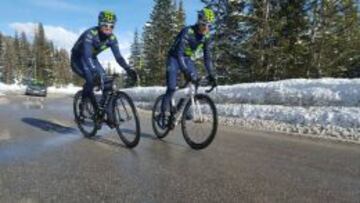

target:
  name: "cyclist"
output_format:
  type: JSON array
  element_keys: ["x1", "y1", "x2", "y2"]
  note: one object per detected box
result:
[
  {"x1": 71, "y1": 10, "x2": 137, "y2": 121},
  {"x1": 158, "y1": 8, "x2": 218, "y2": 128}
]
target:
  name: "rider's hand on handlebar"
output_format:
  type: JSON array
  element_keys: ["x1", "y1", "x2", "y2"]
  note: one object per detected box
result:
[
  {"x1": 127, "y1": 69, "x2": 138, "y2": 83},
  {"x1": 184, "y1": 70, "x2": 197, "y2": 83},
  {"x1": 207, "y1": 74, "x2": 218, "y2": 87}
]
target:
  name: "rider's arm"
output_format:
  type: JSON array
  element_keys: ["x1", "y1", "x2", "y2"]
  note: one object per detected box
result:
[
  {"x1": 110, "y1": 36, "x2": 131, "y2": 71},
  {"x1": 203, "y1": 37, "x2": 214, "y2": 76},
  {"x1": 176, "y1": 29, "x2": 190, "y2": 73}
]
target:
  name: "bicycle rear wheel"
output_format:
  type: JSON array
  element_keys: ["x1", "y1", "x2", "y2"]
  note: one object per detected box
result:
[
  {"x1": 151, "y1": 94, "x2": 171, "y2": 139},
  {"x1": 113, "y1": 91, "x2": 140, "y2": 148},
  {"x1": 73, "y1": 91, "x2": 98, "y2": 137},
  {"x1": 181, "y1": 94, "x2": 218, "y2": 150}
]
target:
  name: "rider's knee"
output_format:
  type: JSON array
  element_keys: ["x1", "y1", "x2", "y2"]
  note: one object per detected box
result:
[{"x1": 165, "y1": 88, "x2": 176, "y2": 97}]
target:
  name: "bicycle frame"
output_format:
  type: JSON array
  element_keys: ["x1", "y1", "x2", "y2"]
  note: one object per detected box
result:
[{"x1": 171, "y1": 82, "x2": 205, "y2": 127}]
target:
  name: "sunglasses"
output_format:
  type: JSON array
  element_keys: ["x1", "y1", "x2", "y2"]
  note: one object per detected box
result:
[
  {"x1": 100, "y1": 23, "x2": 115, "y2": 29},
  {"x1": 199, "y1": 21, "x2": 212, "y2": 27}
]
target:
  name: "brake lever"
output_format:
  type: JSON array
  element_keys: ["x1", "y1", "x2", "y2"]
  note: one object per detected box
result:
[{"x1": 205, "y1": 84, "x2": 216, "y2": 93}]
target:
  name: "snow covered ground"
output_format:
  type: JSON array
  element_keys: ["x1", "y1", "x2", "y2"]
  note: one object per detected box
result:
[
  {"x1": 1, "y1": 78, "x2": 360, "y2": 142},
  {"x1": 125, "y1": 78, "x2": 360, "y2": 107},
  {"x1": 47, "y1": 84, "x2": 81, "y2": 94},
  {"x1": 0, "y1": 83, "x2": 26, "y2": 93},
  {"x1": 0, "y1": 83, "x2": 81, "y2": 95}
]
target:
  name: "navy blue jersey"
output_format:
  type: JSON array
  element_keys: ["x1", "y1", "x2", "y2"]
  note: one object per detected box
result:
[
  {"x1": 168, "y1": 25, "x2": 213, "y2": 75},
  {"x1": 71, "y1": 26, "x2": 130, "y2": 72}
]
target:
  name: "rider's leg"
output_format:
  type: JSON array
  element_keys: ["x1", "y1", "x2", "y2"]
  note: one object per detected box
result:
[
  {"x1": 157, "y1": 57, "x2": 179, "y2": 128},
  {"x1": 71, "y1": 56, "x2": 87, "y2": 120},
  {"x1": 71, "y1": 57, "x2": 85, "y2": 78},
  {"x1": 161, "y1": 57, "x2": 179, "y2": 115},
  {"x1": 80, "y1": 58, "x2": 99, "y2": 112},
  {"x1": 184, "y1": 58, "x2": 198, "y2": 120},
  {"x1": 93, "y1": 59, "x2": 107, "y2": 109}
]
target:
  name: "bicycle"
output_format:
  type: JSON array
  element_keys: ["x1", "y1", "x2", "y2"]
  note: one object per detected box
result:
[
  {"x1": 152, "y1": 77, "x2": 218, "y2": 150},
  {"x1": 73, "y1": 74, "x2": 141, "y2": 148}
]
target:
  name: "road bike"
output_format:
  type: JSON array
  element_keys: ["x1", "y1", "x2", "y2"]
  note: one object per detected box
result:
[
  {"x1": 152, "y1": 77, "x2": 218, "y2": 150},
  {"x1": 73, "y1": 74, "x2": 141, "y2": 148}
]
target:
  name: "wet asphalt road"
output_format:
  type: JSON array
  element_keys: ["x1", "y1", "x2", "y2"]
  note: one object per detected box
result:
[{"x1": 0, "y1": 94, "x2": 359, "y2": 202}]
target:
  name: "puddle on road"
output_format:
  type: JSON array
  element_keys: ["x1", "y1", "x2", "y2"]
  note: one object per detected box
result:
[
  {"x1": 0, "y1": 120, "x2": 82, "y2": 163},
  {"x1": 0, "y1": 129, "x2": 11, "y2": 141},
  {"x1": 23, "y1": 97, "x2": 45, "y2": 109},
  {"x1": 0, "y1": 97, "x2": 10, "y2": 105}
]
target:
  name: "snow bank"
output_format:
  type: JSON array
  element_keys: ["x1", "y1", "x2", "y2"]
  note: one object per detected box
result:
[
  {"x1": 133, "y1": 101, "x2": 360, "y2": 129},
  {"x1": 0, "y1": 83, "x2": 26, "y2": 93},
  {"x1": 125, "y1": 78, "x2": 360, "y2": 107},
  {"x1": 209, "y1": 78, "x2": 360, "y2": 106},
  {"x1": 0, "y1": 82, "x2": 81, "y2": 95},
  {"x1": 124, "y1": 78, "x2": 360, "y2": 141},
  {"x1": 47, "y1": 84, "x2": 81, "y2": 94}
]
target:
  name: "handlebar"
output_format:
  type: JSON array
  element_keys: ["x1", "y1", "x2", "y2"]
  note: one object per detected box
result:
[{"x1": 178, "y1": 77, "x2": 217, "y2": 93}]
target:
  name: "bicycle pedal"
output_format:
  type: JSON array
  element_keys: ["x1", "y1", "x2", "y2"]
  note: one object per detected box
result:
[
  {"x1": 167, "y1": 116, "x2": 176, "y2": 130},
  {"x1": 168, "y1": 124, "x2": 175, "y2": 130},
  {"x1": 96, "y1": 122, "x2": 102, "y2": 130}
]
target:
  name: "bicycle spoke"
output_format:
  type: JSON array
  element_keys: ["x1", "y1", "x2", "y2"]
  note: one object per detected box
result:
[
  {"x1": 114, "y1": 92, "x2": 140, "y2": 148},
  {"x1": 181, "y1": 94, "x2": 218, "y2": 150}
]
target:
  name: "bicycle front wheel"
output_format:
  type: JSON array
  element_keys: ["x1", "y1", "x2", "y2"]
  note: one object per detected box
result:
[
  {"x1": 181, "y1": 94, "x2": 218, "y2": 150},
  {"x1": 73, "y1": 91, "x2": 98, "y2": 138},
  {"x1": 113, "y1": 91, "x2": 141, "y2": 148}
]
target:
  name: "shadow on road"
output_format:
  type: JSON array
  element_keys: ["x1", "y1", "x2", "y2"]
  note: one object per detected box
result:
[
  {"x1": 119, "y1": 128, "x2": 157, "y2": 141},
  {"x1": 88, "y1": 128, "x2": 156, "y2": 149},
  {"x1": 21, "y1": 117, "x2": 77, "y2": 134},
  {"x1": 88, "y1": 135, "x2": 140, "y2": 157},
  {"x1": 89, "y1": 135, "x2": 127, "y2": 148}
]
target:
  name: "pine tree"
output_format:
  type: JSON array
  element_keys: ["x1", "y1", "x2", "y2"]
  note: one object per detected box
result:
[
  {"x1": 33, "y1": 23, "x2": 46, "y2": 82},
  {"x1": 269, "y1": 0, "x2": 310, "y2": 80},
  {"x1": 32, "y1": 23, "x2": 54, "y2": 85},
  {"x1": 176, "y1": 0, "x2": 186, "y2": 32},
  {"x1": 142, "y1": 0, "x2": 178, "y2": 86},
  {"x1": 13, "y1": 31, "x2": 31, "y2": 83},
  {"x1": 304, "y1": 0, "x2": 360, "y2": 78},
  {"x1": 129, "y1": 29, "x2": 145, "y2": 85},
  {"x1": 44, "y1": 41, "x2": 55, "y2": 85},
  {"x1": 19, "y1": 32, "x2": 32, "y2": 82},
  {"x1": 13, "y1": 31, "x2": 22, "y2": 82},
  {"x1": 342, "y1": 0, "x2": 360, "y2": 77},
  {"x1": 3, "y1": 39, "x2": 16, "y2": 84},
  {"x1": 53, "y1": 48, "x2": 71, "y2": 85},
  {"x1": 202, "y1": 0, "x2": 250, "y2": 83},
  {"x1": 0, "y1": 33, "x2": 4, "y2": 82}
]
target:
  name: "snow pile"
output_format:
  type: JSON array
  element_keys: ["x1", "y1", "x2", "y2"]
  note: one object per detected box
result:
[
  {"x1": 0, "y1": 82, "x2": 81, "y2": 95},
  {"x1": 124, "y1": 78, "x2": 360, "y2": 142},
  {"x1": 207, "y1": 78, "x2": 360, "y2": 106},
  {"x1": 125, "y1": 78, "x2": 360, "y2": 107},
  {"x1": 47, "y1": 84, "x2": 81, "y2": 94},
  {"x1": 0, "y1": 83, "x2": 26, "y2": 93}
]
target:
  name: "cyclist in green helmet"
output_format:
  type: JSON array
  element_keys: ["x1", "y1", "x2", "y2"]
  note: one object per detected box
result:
[
  {"x1": 71, "y1": 10, "x2": 138, "y2": 117},
  {"x1": 156, "y1": 8, "x2": 218, "y2": 129}
]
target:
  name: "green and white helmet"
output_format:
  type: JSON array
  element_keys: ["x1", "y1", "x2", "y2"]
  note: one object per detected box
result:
[
  {"x1": 98, "y1": 10, "x2": 117, "y2": 25},
  {"x1": 197, "y1": 8, "x2": 215, "y2": 25}
]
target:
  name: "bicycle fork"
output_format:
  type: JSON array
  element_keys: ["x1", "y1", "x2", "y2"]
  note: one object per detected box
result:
[
  {"x1": 191, "y1": 96, "x2": 204, "y2": 123},
  {"x1": 169, "y1": 84, "x2": 205, "y2": 128}
]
